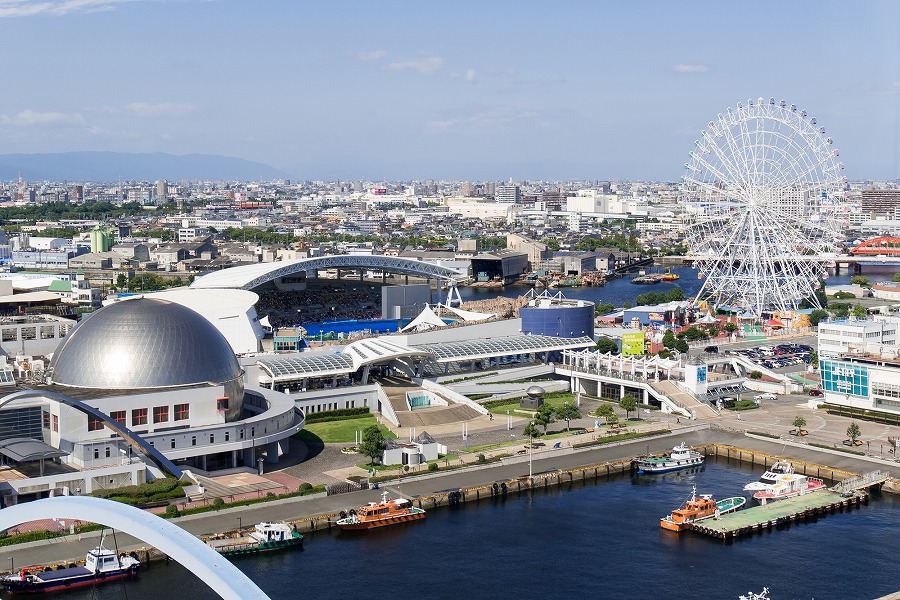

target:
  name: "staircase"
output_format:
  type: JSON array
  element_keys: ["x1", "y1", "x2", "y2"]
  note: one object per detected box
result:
[
  {"x1": 650, "y1": 380, "x2": 719, "y2": 419},
  {"x1": 379, "y1": 379, "x2": 482, "y2": 427}
]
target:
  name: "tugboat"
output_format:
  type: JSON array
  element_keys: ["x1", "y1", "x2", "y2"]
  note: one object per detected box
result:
[
  {"x1": 1, "y1": 536, "x2": 140, "y2": 594},
  {"x1": 662, "y1": 268, "x2": 680, "y2": 281},
  {"x1": 205, "y1": 522, "x2": 303, "y2": 557},
  {"x1": 336, "y1": 491, "x2": 426, "y2": 531},
  {"x1": 660, "y1": 486, "x2": 746, "y2": 532},
  {"x1": 635, "y1": 442, "x2": 704, "y2": 474}
]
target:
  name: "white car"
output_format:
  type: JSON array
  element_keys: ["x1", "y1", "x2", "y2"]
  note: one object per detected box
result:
[{"x1": 753, "y1": 393, "x2": 777, "y2": 401}]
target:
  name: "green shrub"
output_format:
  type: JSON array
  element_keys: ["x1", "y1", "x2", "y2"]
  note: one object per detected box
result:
[
  {"x1": 165, "y1": 504, "x2": 180, "y2": 518},
  {"x1": 748, "y1": 370, "x2": 763, "y2": 379},
  {"x1": 298, "y1": 482, "x2": 313, "y2": 492},
  {"x1": 212, "y1": 497, "x2": 225, "y2": 509},
  {"x1": 477, "y1": 454, "x2": 486, "y2": 463},
  {"x1": 428, "y1": 462, "x2": 439, "y2": 472},
  {"x1": 304, "y1": 407, "x2": 371, "y2": 423}
]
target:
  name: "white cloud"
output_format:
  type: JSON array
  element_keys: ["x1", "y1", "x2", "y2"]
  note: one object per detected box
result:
[
  {"x1": 358, "y1": 50, "x2": 386, "y2": 62},
  {"x1": 465, "y1": 68, "x2": 476, "y2": 82},
  {"x1": 0, "y1": 109, "x2": 85, "y2": 126},
  {"x1": 426, "y1": 105, "x2": 541, "y2": 132},
  {"x1": 386, "y1": 56, "x2": 444, "y2": 74},
  {"x1": 126, "y1": 102, "x2": 196, "y2": 118},
  {"x1": 674, "y1": 64, "x2": 708, "y2": 73},
  {"x1": 0, "y1": 0, "x2": 135, "y2": 18}
]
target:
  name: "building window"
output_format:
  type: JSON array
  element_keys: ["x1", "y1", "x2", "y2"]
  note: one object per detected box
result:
[
  {"x1": 191, "y1": 435, "x2": 196, "y2": 446},
  {"x1": 111, "y1": 411, "x2": 126, "y2": 426},
  {"x1": 209, "y1": 434, "x2": 215, "y2": 444},
  {"x1": 216, "y1": 397, "x2": 229, "y2": 411},
  {"x1": 153, "y1": 406, "x2": 169, "y2": 424},
  {"x1": 87, "y1": 416, "x2": 104, "y2": 431},
  {"x1": 93, "y1": 448, "x2": 99, "y2": 460},
  {"x1": 52, "y1": 415, "x2": 59, "y2": 432},
  {"x1": 132, "y1": 408, "x2": 148, "y2": 426},
  {"x1": 170, "y1": 439, "x2": 176, "y2": 449},
  {"x1": 105, "y1": 447, "x2": 111, "y2": 458},
  {"x1": 42, "y1": 411, "x2": 50, "y2": 430},
  {"x1": 174, "y1": 404, "x2": 190, "y2": 421},
  {"x1": 225, "y1": 431, "x2": 230, "y2": 442}
]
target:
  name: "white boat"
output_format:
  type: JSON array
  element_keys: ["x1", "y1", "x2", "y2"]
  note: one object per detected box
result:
[
  {"x1": 635, "y1": 442, "x2": 704, "y2": 473},
  {"x1": 743, "y1": 460, "x2": 794, "y2": 491},
  {"x1": 752, "y1": 473, "x2": 826, "y2": 503}
]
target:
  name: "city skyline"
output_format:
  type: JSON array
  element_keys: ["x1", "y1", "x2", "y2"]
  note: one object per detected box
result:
[{"x1": 3, "y1": 1, "x2": 900, "y2": 182}]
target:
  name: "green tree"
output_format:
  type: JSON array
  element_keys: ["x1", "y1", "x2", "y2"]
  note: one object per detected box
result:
[
  {"x1": 846, "y1": 422, "x2": 861, "y2": 444},
  {"x1": 723, "y1": 322, "x2": 738, "y2": 333},
  {"x1": 674, "y1": 339, "x2": 689, "y2": 354},
  {"x1": 594, "y1": 302, "x2": 615, "y2": 316},
  {"x1": 850, "y1": 275, "x2": 870, "y2": 287},
  {"x1": 358, "y1": 425, "x2": 386, "y2": 467},
  {"x1": 129, "y1": 273, "x2": 167, "y2": 291},
  {"x1": 792, "y1": 416, "x2": 807, "y2": 433},
  {"x1": 115, "y1": 274, "x2": 128, "y2": 290},
  {"x1": 707, "y1": 325, "x2": 720, "y2": 338},
  {"x1": 892, "y1": 272, "x2": 900, "y2": 283},
  {"x1": 593, "y1": 404, "x2": 617, "y2": 423},
  {"x1": 662, "y1": 329, "x2": 676, "y2": 349},
  {"x1": 619, "y1": 394, "x2": 638, "y2": 420},
  {"x1": 523, "y1": 421, "x2": 542, "y2": 439},
  {"x1": 596, "y1": 337, "x2": 620, "y2": 355},
  {"x1": 810, "y1": 351, "x2": 819, "y2": 369},
  {"x1": 851, "y1": 304, "x2": 867, "y2": 318},
  {"x1": 545, "y1": 239, "x2": 561, "y2": 251},
  {"x1": 666, "y1": 287, "x2": 685, "y2": 301},
  {"x1": 555, "y1": 402, "x2": 581, "y2": 432},
  {"x1": 809, "y1": 309, "x2": 830, "y2": 326},
  {"x1": 748, "y1": 370, "x2": 762, "y2": 379},
  {"x1": 533, "y1": 403, "x2": 556, "y2": 433}
]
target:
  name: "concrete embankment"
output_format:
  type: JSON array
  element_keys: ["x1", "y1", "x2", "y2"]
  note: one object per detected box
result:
[{"x1": 1, "y1": 427, "x2": 898, "y2": 570}]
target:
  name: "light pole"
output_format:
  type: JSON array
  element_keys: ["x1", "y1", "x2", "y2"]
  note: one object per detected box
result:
[{"x1": 528, "y1": 420, "x2": 534, "y2": 481}]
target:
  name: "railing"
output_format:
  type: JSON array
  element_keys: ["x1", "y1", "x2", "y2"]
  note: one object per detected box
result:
[{"x1": 831, "y1": 470, "x2": 890, "y2": 493}]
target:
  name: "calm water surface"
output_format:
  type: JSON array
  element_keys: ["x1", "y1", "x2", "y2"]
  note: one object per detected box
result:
[{"x1": 52, "y1": 460, "x2": 900, "y2": 600}]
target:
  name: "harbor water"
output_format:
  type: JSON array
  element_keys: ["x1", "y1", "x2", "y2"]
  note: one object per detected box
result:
[{"x1": 46, "y1": 460, "x2": 900, "y2": 600}]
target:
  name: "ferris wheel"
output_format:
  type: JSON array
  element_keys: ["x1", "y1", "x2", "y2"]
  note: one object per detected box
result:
[{"x1": 681, "y1": 97, "x2": 847, "y2": 315}]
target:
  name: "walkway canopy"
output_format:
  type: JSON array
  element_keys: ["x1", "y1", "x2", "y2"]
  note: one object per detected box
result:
[
  {"x1": 191, "y1": 255, "x2": 463, "y2": 291},
  {"x1": 418, "y1": 335, "x2": 596, "y2": 364},
  {"x1": 0, "y1": 437, "x2": 67, "y2": 462}
]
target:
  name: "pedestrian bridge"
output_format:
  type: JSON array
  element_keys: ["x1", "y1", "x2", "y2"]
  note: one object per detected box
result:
[{"x1": 831, "y1": 470, "x2": 891, "y2": 494}]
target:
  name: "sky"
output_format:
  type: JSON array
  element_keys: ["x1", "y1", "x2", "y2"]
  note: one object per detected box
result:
[{"x1": 2, "y1": 0, "x2": 900, "y2": 182}]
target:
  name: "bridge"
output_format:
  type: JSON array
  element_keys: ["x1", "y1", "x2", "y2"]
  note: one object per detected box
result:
[
  {"x1": 849, "y1": 236, "x2": 900, "y2": 257},
  {"x1": 830, "y1": 470, "x2": 891, "y2": 494}
]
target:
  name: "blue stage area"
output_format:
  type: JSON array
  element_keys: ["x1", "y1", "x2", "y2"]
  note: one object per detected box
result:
[{"x1": 302, "y1": 318, "x2": 402, "y2": 337}]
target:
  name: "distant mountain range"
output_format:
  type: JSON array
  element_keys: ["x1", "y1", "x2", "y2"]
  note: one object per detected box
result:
[{"x1": 0, "y1": 152, "x2": 291, "y2": 182}]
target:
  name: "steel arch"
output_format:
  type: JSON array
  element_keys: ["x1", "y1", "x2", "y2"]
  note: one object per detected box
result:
[
  {"x1": 850, "y1": 236, "x2": 900, "y2": 256},
  {"x1": 0, "y1": 390, "x2": 182, "y2": 479},
  {"x1": 190, "y1": 255, "x2": 462, "y2": 291},
  {"x1": 0, "y1": 496, "x2": 269, "y2": 600}
]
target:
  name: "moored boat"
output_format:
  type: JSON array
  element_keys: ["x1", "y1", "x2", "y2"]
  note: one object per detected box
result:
[
  {"x1": 0, "y1": 537, "x2": 140, "y2": 594},
  {"x1": 205, "y1": 522, "x2": 303, "y2": 557},
  {"x1": 662, "y1": 269, "x2": 680, "y2": 281},
  {"x1": 660, "y1": 486, "x2": 746, "y2": 532},
  {"x1": 336, "y1": 491, "x2": 426, "y2": 531},
  {"x1": 635, "y1": 442, "x2": 704, "y2": 474},
  {"x1": 751, "y1": 473, "x2": 826, "y2": 503},
  {"x1": 743, "y1": 460, "x2": 794, "y2": 492}
]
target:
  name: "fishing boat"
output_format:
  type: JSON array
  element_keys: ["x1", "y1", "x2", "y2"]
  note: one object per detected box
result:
[
  {"x1": 0, "y1": 537, "x2": 140, "y2": 594},
  {"x1": 660, "y1": 486, "x2": 746, "y2": 532},
  {"x1": 205, "y1": 522, "x2": 303, "y2": 557},
  {"x1": 631, "y1": 273, "x2": 665, "y2": 285},
  {"x1": 751, "y1": 473, "x2": 826, "y2": 504},
  {"x1": 336, "y1": 491, "x2": 426, "y2": 531},
  {"x1": 743, "y1": 460, "x2": 794, "y2": 492},
  {"x1": 635, "y1": 442, "x2": 704, "y2": 474}
]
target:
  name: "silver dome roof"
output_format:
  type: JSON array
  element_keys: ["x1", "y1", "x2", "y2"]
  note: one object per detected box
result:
[{"x1": 50, "y1": 298, "x2": 242, "y2": 390}]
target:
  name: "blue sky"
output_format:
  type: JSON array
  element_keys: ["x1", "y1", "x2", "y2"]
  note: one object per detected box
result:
[{"x1": 2, "y1": 0, "x2": 899, "y2": 181}]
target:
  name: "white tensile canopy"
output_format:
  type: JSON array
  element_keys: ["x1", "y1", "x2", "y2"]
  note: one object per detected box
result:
[
  {"x1": 433, "y1": 303, "x2": 495, "y2": 322},
  {"x1": 400, "y1": 305, "x2": 447, "y2": 332}
]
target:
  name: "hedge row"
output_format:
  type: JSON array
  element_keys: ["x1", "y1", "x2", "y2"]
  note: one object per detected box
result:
[
  {"x1": 90, "y1": 478, "x2": 187, "y2": 505},
  {"x1": 305, "y1": 407, "x2": 370, "y2": 423}
]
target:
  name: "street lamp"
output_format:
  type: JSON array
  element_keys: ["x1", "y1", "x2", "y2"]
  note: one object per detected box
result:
[{"x1": 528, "y1": 420, "x2": 534, "y2": 481}]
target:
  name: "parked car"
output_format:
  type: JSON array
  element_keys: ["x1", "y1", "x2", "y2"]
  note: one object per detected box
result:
[
  {"x1": 754, "y1": 393, "x2": 778, "y2": 400},
  {"x1": 808, "y1": 389, "x2": 824, "y2": 396},
  {"x1": 704, "y1": 345, "x2": 719, "y2": 353}
]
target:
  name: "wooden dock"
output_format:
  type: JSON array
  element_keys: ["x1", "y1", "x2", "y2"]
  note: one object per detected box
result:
[{"x1": 690, "y1": 490, "x2": 867, "y2": 540}]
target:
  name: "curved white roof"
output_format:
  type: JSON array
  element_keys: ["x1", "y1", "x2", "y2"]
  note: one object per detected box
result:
[{"x1": 191, "y1": 255, "x2": 461, "y2": 290}]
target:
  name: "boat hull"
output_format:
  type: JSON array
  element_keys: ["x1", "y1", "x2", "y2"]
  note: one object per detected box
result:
[
  {"x1": 213, "y1": 534, "x2": 304, "y2": 557},
  {"x1": 337, "y1": 510, "x2": 425, "y2": 531},
  {"x1": 636, "y1": 457, "x2": 704, "y2": 474},
  {"x1": 2, "y1": 565, "x2": 140, "y2": 594}
]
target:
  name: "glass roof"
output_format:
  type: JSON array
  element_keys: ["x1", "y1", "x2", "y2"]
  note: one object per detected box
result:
[
  {"x1": 258, "y1": 354, "x2": 355, "y2": 380},
  {"x1": 418, "y1": 335, "x2": 595, "y2": 362}
]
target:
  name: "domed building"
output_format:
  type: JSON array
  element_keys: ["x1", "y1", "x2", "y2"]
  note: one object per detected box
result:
[
  {"x1": 49, "y1": 298, "x2": 245, "y2": 422},
  {"x1": 8, "y1": 298, "x2": 302, "y2": 500}
]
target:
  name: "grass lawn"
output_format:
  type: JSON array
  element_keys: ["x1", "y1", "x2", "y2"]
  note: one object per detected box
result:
[
  {"x1": 294, "y1": 416, "x2": 397, "y2": 444},
  {"x1": 485, "y1": 393, "x2": 575, "y2": 416}
]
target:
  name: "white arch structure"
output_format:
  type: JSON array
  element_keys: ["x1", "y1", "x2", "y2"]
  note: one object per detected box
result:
[
  {"x1": 190, "y1": 255, "x2": 463, "y2": 291},
  {"x1": 0, "y1": 496, "x2": 269, "y2": 600}
]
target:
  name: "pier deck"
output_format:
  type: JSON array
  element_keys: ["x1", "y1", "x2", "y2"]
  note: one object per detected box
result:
[{"x1": 690, "y1": 490, "x2": 867, "y2": 539}]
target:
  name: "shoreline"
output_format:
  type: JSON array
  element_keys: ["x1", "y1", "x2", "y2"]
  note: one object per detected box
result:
[{"x1": 1, "y1": 425, "x2": 898, "y2": 571}]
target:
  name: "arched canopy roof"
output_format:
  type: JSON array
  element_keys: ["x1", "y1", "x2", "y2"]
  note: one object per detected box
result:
[
  {"x1": 0, "y1": 496, "x2": 269, "y2": 600},
  {"x1": 191, "y1": 255, "x2": 462, "y2": 291}
]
